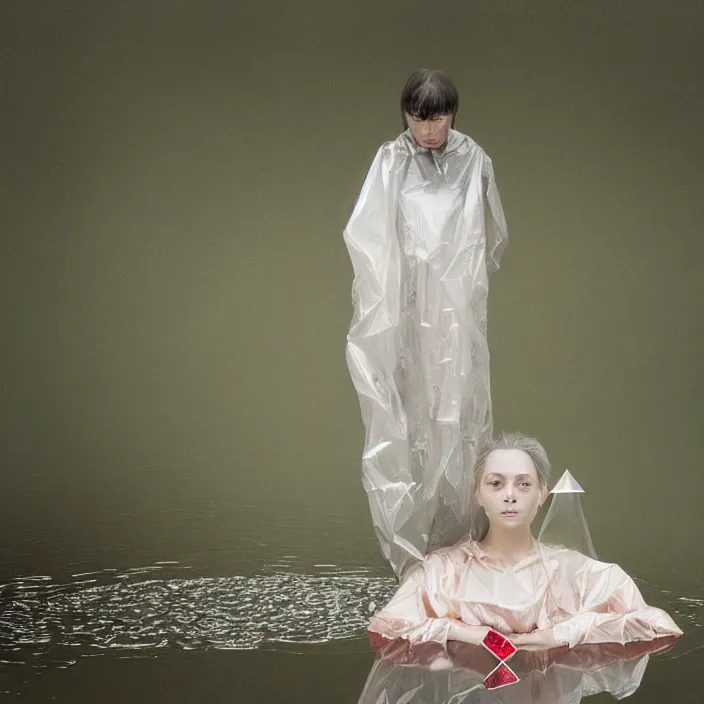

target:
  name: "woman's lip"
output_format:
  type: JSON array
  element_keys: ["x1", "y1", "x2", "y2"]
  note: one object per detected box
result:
[{"x1": 501, "y1": 511, "x2": 519, "y2": 516}]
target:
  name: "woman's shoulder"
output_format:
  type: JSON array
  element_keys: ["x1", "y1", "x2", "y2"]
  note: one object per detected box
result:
[
  {"x1": 538, "y1": 543, "x2": 630, "y2": 576},
  {"x1": 422, "y1": 541, "x2": 478, "y2": 568},
  {"x1": 367, "y1": 137, "x2": 410, "y2": 166},
  {"x1": 449, "y1": 130, "x2": 492, "y2": 160}
]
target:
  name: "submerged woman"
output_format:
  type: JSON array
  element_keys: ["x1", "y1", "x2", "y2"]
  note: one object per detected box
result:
[
  {"x1": 368, "y1": 432, "x2": 682, "y2": 652},
  {"x1": 344, "y1": 69, "x2": 508, "y2": 577}
]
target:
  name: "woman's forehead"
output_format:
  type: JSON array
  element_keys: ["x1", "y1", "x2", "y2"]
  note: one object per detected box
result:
[{"x1": 484, "y1": 449, "x2": 537, "y2": 477}]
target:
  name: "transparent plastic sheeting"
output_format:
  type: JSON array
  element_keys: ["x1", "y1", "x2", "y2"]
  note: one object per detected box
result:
[
  {"x1": 357, "y1": 641, "x2": 672, "y2": 704},
  {"x1": 344, "y1": 129, "x2": 508, "y2": 577},
  {"x1": 538, "y1": 470, "x2": 598, "y2": 559}
]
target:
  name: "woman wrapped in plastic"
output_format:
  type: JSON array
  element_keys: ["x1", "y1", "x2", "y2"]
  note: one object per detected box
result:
[
  {"x1": 368, "y1": 432, "x2": 682, "y2": 669},
  {"x1": 344, "y1": 70, "x2": 508, "y2": 578}
]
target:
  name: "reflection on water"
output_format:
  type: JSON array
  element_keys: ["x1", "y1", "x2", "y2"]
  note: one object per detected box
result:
[{"x1": 358, "y1": 647, "x2": 656, "y2": 704}]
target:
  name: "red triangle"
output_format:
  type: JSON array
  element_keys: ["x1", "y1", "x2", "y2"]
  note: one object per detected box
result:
[
  {"x1": 482, "y1": 629, "x2": 517, "y2": 661},
  {"x1": 484, "y1": 663, "x2": 519, "y2": 689}
]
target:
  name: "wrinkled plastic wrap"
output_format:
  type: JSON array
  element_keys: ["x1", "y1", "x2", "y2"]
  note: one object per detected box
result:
[{"x1": 344, "y1": 129, "x2": 508, "y2": 577}]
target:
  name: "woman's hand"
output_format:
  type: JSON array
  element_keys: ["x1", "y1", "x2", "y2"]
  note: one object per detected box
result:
[
  {"x1": 448, "y1": 620, "x2": 563, "y2": 652},
  {"x1": 511, "y1": 629, "x2": 561, "y2": 651},
  {"x1": 447, "y1": 620, "x2": 491, "y2": 646}
]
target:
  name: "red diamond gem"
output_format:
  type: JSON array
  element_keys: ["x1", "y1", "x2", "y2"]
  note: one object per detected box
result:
[
  {"x1": 484, "y1": 663, "x2": 519, "y2": 689},
  {"x1": 482, "y1": 629, "x2": 517, "y2": 661}
]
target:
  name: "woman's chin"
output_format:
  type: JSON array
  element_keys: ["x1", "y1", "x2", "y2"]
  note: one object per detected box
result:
[{"x1": 491, "y1": 515, "x2": 531, "y2": 529}]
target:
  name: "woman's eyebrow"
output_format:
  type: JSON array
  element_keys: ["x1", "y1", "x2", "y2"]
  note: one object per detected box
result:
[{"x1": 485, "y1": 472, "x2": 533, "y2": 480}]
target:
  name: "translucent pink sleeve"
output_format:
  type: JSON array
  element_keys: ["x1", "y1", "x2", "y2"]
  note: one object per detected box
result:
[
  {"x1": 368, "y1": 555, "x2": 454, "y2": 648},
  {"x1": 552, "y1": 562, "x2": 683, "y2": 648}
]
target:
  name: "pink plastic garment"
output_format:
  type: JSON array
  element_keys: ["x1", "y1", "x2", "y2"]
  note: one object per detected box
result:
[
  {"x1": 368, "y1": 541, "x2": 682, "y2": 650},
  {"x1": 344, "y1": 129, "x2": 508, "y2": 578}
]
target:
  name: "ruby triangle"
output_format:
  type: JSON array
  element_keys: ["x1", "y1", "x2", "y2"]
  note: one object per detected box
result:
[
  {"x1": 484, "y1": 663, "x2": 520, "y2": 689},
  {"x1": 482, "y1": 629, "x2": 517, "y2": 661}
]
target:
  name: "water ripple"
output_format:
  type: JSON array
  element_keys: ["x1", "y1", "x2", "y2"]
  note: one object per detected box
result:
[
  {"x1": 0, "y1": 564, "x2": 396, "y2": 668},
  {"x1": 1, "y1": 562, "x2": 702, "y2": 674}
]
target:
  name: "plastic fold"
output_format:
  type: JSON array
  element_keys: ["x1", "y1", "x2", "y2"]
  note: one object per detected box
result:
[{"x1": 344, "y1": 129, "x2": 508, "y2": 577}]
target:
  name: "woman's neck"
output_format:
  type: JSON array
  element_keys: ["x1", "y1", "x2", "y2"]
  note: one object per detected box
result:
[{"x1": 478, "y1": 529, "x2": 536, "y2": 568}]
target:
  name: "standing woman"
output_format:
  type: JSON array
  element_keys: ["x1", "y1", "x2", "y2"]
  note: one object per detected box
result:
[{"x1": 344, "y1": 69, "x2": 508, "y2": 578}]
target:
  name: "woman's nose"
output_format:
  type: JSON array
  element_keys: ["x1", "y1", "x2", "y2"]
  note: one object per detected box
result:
[{"x1": 503, "y1": 489, "x2": 517, "y2": 503}]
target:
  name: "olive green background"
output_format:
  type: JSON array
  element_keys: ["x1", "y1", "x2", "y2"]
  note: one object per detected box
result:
[{"x1": 2, "y1": 1, "x2": 702, "y2": 701}]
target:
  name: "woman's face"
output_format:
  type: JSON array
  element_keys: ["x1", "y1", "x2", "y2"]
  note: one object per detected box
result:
[
  {"x1": 405, "y1": 113, "x2": 453, "y2": 149},
  {"x1": 475, "y1": 450, "x2": 547, "y2": 531}
]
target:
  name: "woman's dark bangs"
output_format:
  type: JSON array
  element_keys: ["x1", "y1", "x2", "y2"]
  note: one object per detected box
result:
[
  {"x1": 402, "y1": 72, "x2": 458, "y2": 120},
  {"x1": 407, "y1": 91, "x2": 455, "y2": 119}
]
